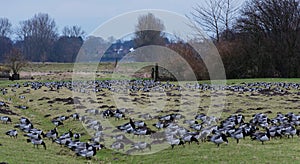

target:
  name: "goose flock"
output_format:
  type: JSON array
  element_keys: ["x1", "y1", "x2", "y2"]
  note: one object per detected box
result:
[
  {"x1": 1, "y1": 80, "x2": 300, "y2": 160},
  {"x1": 2, "y1": 114, "x2": 104, "y2": 159}
]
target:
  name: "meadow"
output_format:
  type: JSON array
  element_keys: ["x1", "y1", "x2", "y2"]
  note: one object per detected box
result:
[{"x1": 1, "y1": 63, "x2": 300, "y2": 163}]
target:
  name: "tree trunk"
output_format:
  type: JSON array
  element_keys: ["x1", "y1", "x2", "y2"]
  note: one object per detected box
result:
[{"x1": 11, "y1": 73, "x2": 20, "y2": 80}]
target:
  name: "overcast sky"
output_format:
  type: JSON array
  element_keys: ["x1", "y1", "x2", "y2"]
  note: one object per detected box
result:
[{"x1": 1, "y1": 0, "x2": 206, "y2": 36}]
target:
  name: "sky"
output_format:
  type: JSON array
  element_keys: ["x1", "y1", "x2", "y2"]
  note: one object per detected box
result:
[{"x1": 1, "y1": 0, "x2": 205, "y2": 37}]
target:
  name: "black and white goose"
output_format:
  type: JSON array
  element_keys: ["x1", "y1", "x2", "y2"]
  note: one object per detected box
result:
[
  {"x1": 76, "y1": 146, "x2": 97, "y2": 160},
  {"x1": 30, "y1": 128, "x2": 45, "y2": 138},
  {"x1": 131, "y1": 142, "x2": 151, "y2": 152},
  {"x1": 5, "y1": 129, "x2": 18, "y2": 138},
  {"x1": 0, "y1": 116, "x2": 12, "y2": 124},
  {"x1": 111, "y1": 142, "x2": 125, "y2": 151},
  {"x1": 20, "y1": 117, "x2": 31, "y2": 124},
  {"x1": 52, "y1": 120, "x2": 64, "y2": 127},
  {"x1": 229, "y1": 128, "x2": 246, "y2": 144},
  {"x1": 182, "y1": 133, "x2": 199, "y2": 145},
  {"x1": 24, "y1": 133, "x2": 42, "y2": 140},
  {"x1": 168, "y1": 138, "x2": 185, "y2": 149},
  {"x1": 45, "y1": 128, "x2": 58, "y2": 141},
  {"x1": 208, "y1": 133, "x2": 228, "y2": 147},
  {"x1": 251, "y1": 129, "x2": 270, "y2": 145},
  {"x1": 27, "y1": 138, "x2": 46, "y2": 150}
]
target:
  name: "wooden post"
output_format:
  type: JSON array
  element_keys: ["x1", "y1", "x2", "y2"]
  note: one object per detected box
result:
[{"x1": 154, "y1": 63, "x2": 158, "y2": 81}]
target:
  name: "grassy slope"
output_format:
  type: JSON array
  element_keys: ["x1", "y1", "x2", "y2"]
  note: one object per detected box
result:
[{"x1": 1, "y1": 78, "x2": 300, "y2": 163}]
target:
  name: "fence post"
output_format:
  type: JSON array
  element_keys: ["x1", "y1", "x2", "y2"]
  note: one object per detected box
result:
[{"x1": 154, "y1": 63, "x2": 158, "y2": 81}]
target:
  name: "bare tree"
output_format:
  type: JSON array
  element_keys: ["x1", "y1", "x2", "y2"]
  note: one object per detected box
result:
[
  {"x1": 0, "y1": 18, "x2": 12, "y2": 37},
  {"x1": 62, "y1": 25, "x2": 85, "y2": 37},
  {"x1": 221, "y1": 0, "x2": 241, "y2": 39},
  {"x1": 0, "y1": 18, "x2": 13, "y2": 62},
  {"x1": 5, "y1": 48, "x2": 27, "y2": 80},
  {"x1": 236, "y1": 0, "x2": 300, "y2": 77},
  {"x1": 189, "y1": 0, "x2": 241, "y2": 42},
  {"x1": 17, "y1": 13, "x2": 58, "y2": 62},
  {"x1": 134, "y1": 13, "x2": 166, "y2": 47}
]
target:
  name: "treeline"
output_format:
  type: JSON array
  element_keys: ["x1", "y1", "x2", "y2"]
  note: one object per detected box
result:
[
  {"x1": 0, "y1": 13, "x2": 84, "y2": 63},
  {"x1": 203, "y1": 0, "x2": 300, "y2": 78},
  {"x1": 1, "y1": 0, "x2": 300, "y2": 79}
]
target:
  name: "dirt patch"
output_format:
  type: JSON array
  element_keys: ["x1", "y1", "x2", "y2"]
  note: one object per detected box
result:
[
  {"x1": 38, "y1": 97, "x2": 50, "y2": 101},
  {"x1": 0, "y1": 108, "x2": 18, "y2": 115},
  {"x1": 51, "y1": 97, "x2": 81, "y2": 105}
]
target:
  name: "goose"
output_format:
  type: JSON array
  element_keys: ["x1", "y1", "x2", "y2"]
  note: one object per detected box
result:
[
  {"x1": 24, "y1": 133, "x2": 42, "y2": 140},
  {"x1": 54, "y1": 137, "x2": 72, "y2": 146},
  {"x1": 190, "y1": 124, "x2": 202, "y2": 131},
  {"x1": 53, "y1": 115, "x2": 69, "y2": 122},
  {"x1": 30, "y1": 129, "x2": 45, "y2": 137},
  {"x1": 0, "y1": 116, "x2": 12, "y2": 124},
  {"x1": 5, "y1": 129, "x2": 18, "y2": 138},
  {"x1": 114, "y1": 113, "x2": 125, "y2": 120},
  {"x1": 131, "y1": 142, "x2": 151, "y2": 151},
  {"x1": 74, "y1": 133, "x2": 81, "y2": 140},
  {"x1": 133, "y1": 127, "x2": 155, "y2": 137},
  {"x1": 45, "y1": 128, "x2": 58, "y2": 141},
  {"x1": 52, "y1": 120, "x2": 63, "y2": 127},
  {"x1": 208, "y1": 133, "x2": 228, "y2": 147},
  {"x1": 71, "y1": 113, "x2": 80, "y2": 120},
  {"x1": 251, "y1": 129, "x2": 270, "y2": 145},
  {"x1": 102, "y1": 109, "x2": 114, "y2": 118},
  {"x1": 134, "y1": 120, "x2": 147, "y2": 128},
  {"x1": 153, "y1": 121, "x2": 169, "y2": 129},
  {"x1": 90, "y1": 142, "x2": 105, "y2": 150},
  {"x1": 76, "y1": 146, "x2": 97, "y2": 160},
  {"x1": 20, "y1": 117, "x2": 31, "y2": 124},
  {"x1": 111, "y1": 142, "x2": 125, "y2": 151},
  {"x1": 60, "y1": 129, "x2": 73, "y2": 139},
  {"x1": 281, "y1": 125, "x2": 299, "y2": 138},
  {"x1": 14, "y1": 123, "x2": 33, "y2": 132},
  {"x1": 182, "y1": 134, "x2": 199, "y2": 145},
  {"x1": 168, "y1": 138, "x2": 185, "y2": 149},
  {"x1": 27, "y1": 138, "x2": 46, "y2": 150},
  {"x1": 230, "y1": 128, "x2": 246, "y2": 144}
]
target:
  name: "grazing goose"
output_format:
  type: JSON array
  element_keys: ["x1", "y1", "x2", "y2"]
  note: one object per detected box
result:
[
  {"x1": 114, "y1": 113, "x2": 125, "y2": 120},
  {"x1": 54, "y1": 137, "x2": 72, "y2": 146},
  {"x1": 251, "y1": 129, "x2": 270, "y2": 145},
  {"x1": 208, "y1": 133, "x2": 228, "y2": 147},
  {"x1": 281, "y1": 125, "x2": 299, "y2": 138},
  {"x1": 133, "y1": 127, "x2": 155, "y2": 137},
  {"x1": 0, "y1": 116, "x2": 12, "y2": 124},
  {"x1": 5, "y1": 129, "x2": 18, "y2": 138},
  {"x1": 111, "y1": 142, "x2": 125, "y2": 151},
  {"x1": 52, "y1": 120, "x2": 64, "y2": 127},
  {"x1": 131, "y1": 142, "x2": 151, "y2": 152},
  {"x1": 53, "y1": 115, "x2": 69, "y2": 122},
  {"x1": 20, "y1": 117, "x2": 31, "y2": 124},
  {"x1": 27, "y1": 138, "x2": 46, "y2": 150},
  {"x1": 153, "y1": 121, "x2": 169, "y2": 129},
  {"x1": 229, "y1": 129, "x2": 246, "y2": 144},
  {"x1": 30, "y1": 129, "x2": 45, "y2": 138},
  {"x1": 76, "y1": 146, "x2": 97, "y2": 160},
  {"x1": 14, "y1": 123, "x2": 33, "y2": 132},
  {"x1": 168, "y1": 138, "x2": 185, "y2": 149},
  {"x1": 45, "y1": 128, "x2": 58, "y2": 141},
  {"x1": 90, "y1": 142, "x2": 105, "y2": 150},
  {"x1": 60, "y1": 129, "x2": 73, "y2": 139},
  {"x1": 182, "y1": 134, "x2": 199, "y2": 145},
  {"x1": 71, "y1": 113, "x2": 80, "y2": 120},
  {"x1": 24, "y1": 133, "x2": 42, "y2": 140}
]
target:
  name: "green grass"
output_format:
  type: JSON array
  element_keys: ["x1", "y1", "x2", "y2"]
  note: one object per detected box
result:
[{"x1": 2, "y1": 63, "x2": 300, "y2": 163}]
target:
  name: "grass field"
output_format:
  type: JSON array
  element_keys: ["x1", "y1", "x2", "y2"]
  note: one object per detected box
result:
[{"x1": 1, "y1": 63, "x2": 300, "y2": 163}]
